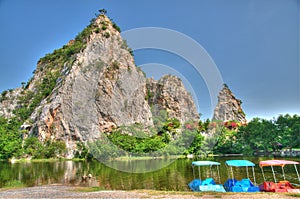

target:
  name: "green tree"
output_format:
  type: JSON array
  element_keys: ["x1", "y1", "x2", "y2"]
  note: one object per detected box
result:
[
  {"x1": 213, "y1": 127, "x2": 241, "y2": 154},
  {"x1": 184, "y1": 130, "x2": 205, "y2": 155},
  {"x1": 237, "y1": 118, "x2": 277, "y2": 155},
  {"x1": 23, "y1": 137, "x2": 44, "y2": 158},
  {"x1": 88, "y1": 137, "x2": 120, "y2": 161},
  {"x1": 0, "y1": 117, "x2": 22, "y2": 159},
  {"x1": 43, "y1": 140, "x2": 67, "y2": 158},
  {"x1": 99, "y1": 9, "x2": 107, "y2": 15},
  {"x1": 275, "y1": 114, "x2": 300, "y2": 149}
]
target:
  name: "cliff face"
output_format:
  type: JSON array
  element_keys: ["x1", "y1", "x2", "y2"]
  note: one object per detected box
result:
[
  {"x1": 212, "y1": 85, "x2": 246, "y2": 123},
  {"x1": 0, "y1": 88, "x2": 22, "y2": 118},
  {"x1": 0, "y1": 14, "x2": 198, "y2": 157},
  {"x1": 28, "y1": 15, "x2": 154, "y2": 157},
  {"x1": 146, "y1": 76, "x2": 199, "y2": 124}
]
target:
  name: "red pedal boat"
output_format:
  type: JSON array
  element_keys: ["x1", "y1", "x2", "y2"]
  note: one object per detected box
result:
[{"x1": 259, "y1": 160, "x2": 300, "y2": 193}]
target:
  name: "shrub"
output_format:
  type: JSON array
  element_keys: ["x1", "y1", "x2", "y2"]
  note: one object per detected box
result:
[
  {"x1": 128, "y1": 48, "x2": 134, "y2": 56},
  {"x1": 101, "y1": 25, "x2": 107, "y2": 30},
  {"x1": 112, "y1": 22, "x2": 121, "y2": 32},
  {"x1": 104, "y1": 32, "x2": 110, "y2": 38},
  {"x1": 111, "y1": 61, "x2": 120, "y2": 70},
  {"x1": 95, "y1": 27, "x2": 101, "y2": 33},
  {"x1": 23, "y1": 137, "x2": 44, "y2": 158},
  {"x1": 1, "y1": 90, "x2": 8, "y2": 97},
  {"x1": 88, "y1": 138, "x2": 121, "y2": 161}
]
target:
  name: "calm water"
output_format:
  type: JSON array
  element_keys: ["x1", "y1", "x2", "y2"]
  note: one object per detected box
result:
[{"x1": 0, "y1": 157, "x2": 299, "y2": 190}]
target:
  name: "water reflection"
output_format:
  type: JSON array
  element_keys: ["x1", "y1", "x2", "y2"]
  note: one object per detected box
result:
[
  {"x1": 0, "y1": 157, "x2": 299, "y2": 191},
  {"x1": 104, "y1": 158, "x2": 176, "y2": 173}
]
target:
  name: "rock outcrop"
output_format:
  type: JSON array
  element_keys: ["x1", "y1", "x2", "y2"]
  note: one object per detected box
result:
[
  {"x1": 28, "y1": 15, "x2": 154, "y2": 157},
  {"x1": 212, "y1": 85, "x2": 246, "y2": 123},
  {"x1": 0, "y1": 88, "x2": 22, "y2": 118},
  {"x1": 0, "y1": 14, "x2": 198, "y2": 157},
  {"x1": 146, "y1": 75, "x2": 199, "y2": 124}
]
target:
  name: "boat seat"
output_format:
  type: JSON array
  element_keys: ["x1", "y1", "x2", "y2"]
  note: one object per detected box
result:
[
  {"x1": 278, "y1": 181, "x2": 294, "y2": 189},
  {"x1": 224, "y1": 178, "x2": 238, "y2": 192},
  {"x1": 201, "y1": 178, "x2": 216, "y2": 185},
  {"x1": 188, "y1": 179, "x2": 201, "y2": 191}
]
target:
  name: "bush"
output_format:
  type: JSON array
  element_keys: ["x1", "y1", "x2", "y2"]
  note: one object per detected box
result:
[
  {"x1": 75, "y1": 142, "x2": 89, "y2": 159},
  {"x1": 23, "y1": 137, "x2": 44, "y2": 158},
  {"x1": 95, "y1": 27, "x2": 101, "y2": 33},
  {"x1": 112, "y1": 22, "x2": 121, "y2": 32},
  {"x1": 23, "y1": 137, "x2": 67, "y2": 159},
  {"x1": 111, "y1": 61, "x2": 120, "y2": 70},
  {"x1": 88, "y1": 138, "x2": 121, "y2": 161},
  {"x1": 101, "y1": 25, "x2": 107, "y2": 30},
  {"x1": 104, "y1": 32, "x2": 110, "y2": 38}
]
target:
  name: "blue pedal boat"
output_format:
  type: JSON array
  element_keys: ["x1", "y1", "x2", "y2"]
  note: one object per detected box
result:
[
  {"x1": 188, "y1": 161, "x2": 226, "y2": 192},
  {"x1": 224, "y1": 160, "x2": 260, "y2": 192}
]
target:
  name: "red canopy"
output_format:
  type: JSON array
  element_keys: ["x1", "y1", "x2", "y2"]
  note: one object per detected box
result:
[{"x1": 259, "y1": 160, "x2": 299, "y2": 167}]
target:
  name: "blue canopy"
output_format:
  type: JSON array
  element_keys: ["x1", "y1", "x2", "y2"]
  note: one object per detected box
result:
[
  {"x1": 225, "y1": 160, "x2": 255, "y2": 167},
  {"x1": 192, "y1": 161, "x2": 221, "y2": 166}
]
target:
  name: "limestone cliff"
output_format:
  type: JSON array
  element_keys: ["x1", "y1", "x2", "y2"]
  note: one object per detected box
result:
[
  {"x1": 0, "y1": 88, "x2": 22, "y2": 118},
  {"x1": 212, "y1": 85, "x2": 246, "y2": 123},
  {"x1": 146, "y1": 75, "x2": 199, "y2": 124},
  {"x1": 27, "y1": 15, "x2": 154, "y2": 157},
  {"x1": 0, "y1": 14, "x2": 198, "y2": 157}
]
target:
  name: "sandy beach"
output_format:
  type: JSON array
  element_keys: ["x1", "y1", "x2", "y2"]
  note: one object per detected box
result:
[{"x1": 0, "y1": 185, "x2": 298, "y2": 198}]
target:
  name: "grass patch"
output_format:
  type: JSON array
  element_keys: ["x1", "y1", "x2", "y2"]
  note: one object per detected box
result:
[
  {"x1": 134, "y1": 190, "x2": 296, "y2": 198},
  {"x1": 73, "y1": 186, "x2": 106, "y2": 192},
  {"x1": 134, "y1": 190, "x2": 224, "y2": 197},
  {"x1": 287, "y1": 193, "x2": 300, "y2": 197},
  {"x1": 3, "y1": 180, "x2": 25, "y2": 189}
]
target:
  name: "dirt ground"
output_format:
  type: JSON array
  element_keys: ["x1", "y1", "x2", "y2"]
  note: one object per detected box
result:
[{"x1": 0, "y1": 184, "x2": 299, "y2": 198}]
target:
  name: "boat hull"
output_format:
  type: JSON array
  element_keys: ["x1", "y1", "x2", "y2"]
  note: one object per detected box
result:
[
  {"x1": 259, "y1": 181, "x2": 300, "y2": 193},
  {"x1": 224, "y1": 178, "x2": 260, "y2": 192},
  {"x1": 199, "y1": 184, "x2": 226, "y2": 192},
  {"x1": 189, "y1": 178, "x2": 226, "y2": 192}
]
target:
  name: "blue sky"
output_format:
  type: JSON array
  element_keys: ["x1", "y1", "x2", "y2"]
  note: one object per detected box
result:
[{"x1": 0, "y1": 0, "x2": 299, "y2": 120}]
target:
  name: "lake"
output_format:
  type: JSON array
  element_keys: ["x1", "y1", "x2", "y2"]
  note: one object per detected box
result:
[{"x1": 0, "y1": 157, "x2": 299, "y2": 191}]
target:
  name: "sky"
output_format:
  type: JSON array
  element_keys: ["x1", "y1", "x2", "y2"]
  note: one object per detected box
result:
[{"x1": 0, "y1": 0, "x2": 299, "y2": 120}]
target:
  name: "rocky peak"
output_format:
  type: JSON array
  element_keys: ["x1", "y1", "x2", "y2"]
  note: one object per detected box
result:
[
  {"x1": 146, "y1": 75, "x2": 199, "y2": 124},
  {"x1": 0, "y1": 14, "x2": 199, "y2": 158},
  {"x1": 212, "y1": 84, "x2": 246, "y2": 123}
]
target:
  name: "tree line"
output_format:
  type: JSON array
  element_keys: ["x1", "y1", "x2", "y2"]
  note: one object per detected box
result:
[
  {"x1": 90, "y1": 114, "x2": 300, "y2": 160},
  {"x1": 0, "y1": 114, "x2": 299, "y2": 160}
]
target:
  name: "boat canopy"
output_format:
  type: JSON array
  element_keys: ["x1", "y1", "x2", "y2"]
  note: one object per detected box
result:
[
  {"x1": 226, "y1": 160, "x2": 255, "y2": 167},
  {"x1": 259, "y1": 160, "x2": 299, "y2": 167},
  {"x1": 224, "y1": 160, "x2": 259, "y2": 192},
  {"x1": 192, "y1": 161, "x2": 221, "y2": 166},
  {"x1": 189, "y1": 160, "x2": 225, "y2": 192}
]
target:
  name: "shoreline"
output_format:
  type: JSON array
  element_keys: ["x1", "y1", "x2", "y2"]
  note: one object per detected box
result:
[{"x1": 0, "y1": 184, "x2": 299, "y2": 198}]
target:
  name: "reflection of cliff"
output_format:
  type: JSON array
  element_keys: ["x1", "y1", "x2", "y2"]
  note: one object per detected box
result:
[
  {"x1": 1, "y1": 160, "x2": 190, "y2": 190},
  {"x1": 1, "y1": 159, "x2": 299, "y2": 190},
  {"x1": 63, "y1": 161, "x2": 78, "y2": 184},
  {"x1": 3, "y1": 162, "x2": 67, "y2": 187}
]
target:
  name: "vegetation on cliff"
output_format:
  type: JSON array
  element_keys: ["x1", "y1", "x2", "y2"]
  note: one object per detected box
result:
[{"x1": 0, "y1": 116, "x2": 66, "y2": 159}]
